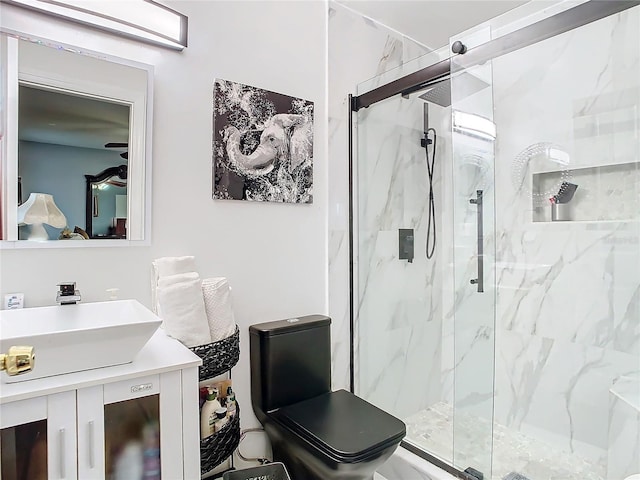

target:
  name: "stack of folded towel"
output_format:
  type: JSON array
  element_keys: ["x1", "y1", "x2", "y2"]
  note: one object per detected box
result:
[{"x1": 152, "y1": 256, "x2": 237, "y2": 348}]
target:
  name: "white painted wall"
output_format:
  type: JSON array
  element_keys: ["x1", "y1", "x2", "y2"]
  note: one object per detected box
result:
[{"x1": 0, "y1": 0, "x2": 328, "y2": 467}]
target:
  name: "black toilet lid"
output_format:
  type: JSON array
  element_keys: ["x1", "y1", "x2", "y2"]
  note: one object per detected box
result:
[{"x1": 274, "y1": 390, "x2": 406, "y2": 461}]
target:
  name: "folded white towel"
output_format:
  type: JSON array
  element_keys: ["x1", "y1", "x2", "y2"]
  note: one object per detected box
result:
[
  {"x1": 157, "y1": 272, "x2": 199, "y2": 288},
  {"x1": 202, "y1": 277, "x2": 237, "y2": 342},
  {"x1": 151, "y1": 256, "x2": 198, "y2": 314},
  {"x1": 156, "y1": 272, "x2": 199, "y2": 318},
  {"x1": 154, "y1": 256, "x2": 197, "y2": 277},
  {"x1": 156, "y1": 273, "x2": 212, "y2": 347}
]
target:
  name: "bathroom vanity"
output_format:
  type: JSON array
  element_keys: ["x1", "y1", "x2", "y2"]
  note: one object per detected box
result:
[{"x1": 0, "y1": 330, "x2": 202, "y2": 480}]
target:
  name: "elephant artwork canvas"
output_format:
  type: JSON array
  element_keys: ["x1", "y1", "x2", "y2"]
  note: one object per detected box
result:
[{"x1": 212, "y1": 79, "x2": 314, "y2": 203}]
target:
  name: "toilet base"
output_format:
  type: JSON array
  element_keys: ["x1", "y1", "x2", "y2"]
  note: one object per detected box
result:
[
  {"x1": 272, "y1": 443, "x2": 374, "y2": 480},
  {"x1": 266, "y1": 421, "x2": 393, "y2": 480}
]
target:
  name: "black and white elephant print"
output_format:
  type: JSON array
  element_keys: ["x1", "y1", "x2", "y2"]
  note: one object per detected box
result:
[{"x1": 213, "y1": 79, "x2": 314, "y2": 203}]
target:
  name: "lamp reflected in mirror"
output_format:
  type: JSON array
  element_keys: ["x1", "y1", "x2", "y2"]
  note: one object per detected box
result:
[{"x1": 17, "y1": 193, "x2": 66, "y2": 241}]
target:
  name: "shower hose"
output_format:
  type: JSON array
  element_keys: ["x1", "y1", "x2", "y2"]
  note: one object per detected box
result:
[{"x1": 424, "y1": 128, "x2": 437, "y2": 259}]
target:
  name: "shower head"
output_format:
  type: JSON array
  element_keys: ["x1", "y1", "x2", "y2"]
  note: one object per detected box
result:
[
  {"x1": 418, "y1": 72, "x2": 490, "y2": 107},
  {"x1": 419, "y1": 79, "x2": 453, "y2": 107}
]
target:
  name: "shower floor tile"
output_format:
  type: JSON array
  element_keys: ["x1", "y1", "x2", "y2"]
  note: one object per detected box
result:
[{"x1": 404, "y1": 402, "x2": 606, "y2": 480}]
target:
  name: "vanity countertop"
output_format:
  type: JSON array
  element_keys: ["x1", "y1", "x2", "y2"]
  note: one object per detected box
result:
[{"x1": 0, "y1": 329, "x2": 201, "y2": 404}]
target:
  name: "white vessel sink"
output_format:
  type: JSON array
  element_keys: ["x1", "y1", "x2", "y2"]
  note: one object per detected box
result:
[{"x1": 0, "y1": 299, "x2": 161, "y2": 383}]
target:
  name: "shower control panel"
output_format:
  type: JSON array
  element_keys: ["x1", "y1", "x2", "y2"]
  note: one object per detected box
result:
[{"x1": 399, "y1": 229, "x2": 414, "y2": 263}]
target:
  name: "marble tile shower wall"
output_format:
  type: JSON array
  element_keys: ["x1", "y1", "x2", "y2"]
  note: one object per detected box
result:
[
  {"x1": 491, "y1": 6, "x2": 639, "y2": 468},
  {"x1": 608, "y1": 376, "x2": 640, "y2": 479},
  {"x1": 356, "y1": 98, "x2": 449, "y2": 419},
  {"x1": 327, "y1": 2, "x2": 431, "y2": 392}
]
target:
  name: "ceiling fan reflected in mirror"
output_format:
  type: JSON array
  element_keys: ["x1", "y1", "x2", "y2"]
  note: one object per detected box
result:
[{"x1": 104, "y1": 142, "x2": 128, "y2": 159}]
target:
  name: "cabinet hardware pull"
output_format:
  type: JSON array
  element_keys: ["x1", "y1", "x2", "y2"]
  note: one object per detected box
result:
[
  {"x1": 88, "y1": 421, "x2": 95, "y2": 468},
  {"x1": 59, "y1": 428, "x2": 66, "y2": 479}
]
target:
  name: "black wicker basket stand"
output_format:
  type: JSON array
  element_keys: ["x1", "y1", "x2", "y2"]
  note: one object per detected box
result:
[{"x1": 190, "y1": 326, "x2": 241, "y2": 476}]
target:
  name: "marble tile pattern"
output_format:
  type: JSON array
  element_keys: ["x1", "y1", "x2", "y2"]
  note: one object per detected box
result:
[
  {"x1": 608, "y1": 376, "x2": 640, "y2": 479},
  {"x1": 327, "y1": 1, "x2": 432, "y2": 392},
  {"x1": 491, "y1": 5, "x2": 640, "y2": 471},
  {"x1": 355, "y1": 93, "x2": 447, "y2": 421}
]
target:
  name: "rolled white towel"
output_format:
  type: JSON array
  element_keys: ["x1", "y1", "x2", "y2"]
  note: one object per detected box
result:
[
  {"x1": 156, "y1": 272, "x2": 212, "y2": 347},
  {"x1": 202, "y1": 277, "x2": 237, "y2": 342},
  {"x1": 151, "y1": 256, "x2": 198, "y2": 314}
]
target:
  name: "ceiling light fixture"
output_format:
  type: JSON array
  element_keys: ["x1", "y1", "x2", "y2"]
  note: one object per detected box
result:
[{"x1": 1, "y1": 0, "x2": 188, "y2": 50}]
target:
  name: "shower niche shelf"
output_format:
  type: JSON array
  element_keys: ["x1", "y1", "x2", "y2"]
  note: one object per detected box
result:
[{"x1": 531, "y1": 161, "x2": 639, "y2": 223}]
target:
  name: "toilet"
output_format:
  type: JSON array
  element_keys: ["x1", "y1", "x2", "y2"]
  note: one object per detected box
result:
[{"x1": 249, "y1": 315, "x2": 406, "y2": 480}]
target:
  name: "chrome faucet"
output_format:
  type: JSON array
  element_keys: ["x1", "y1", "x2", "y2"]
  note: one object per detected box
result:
[{"x1": 56, "y1": 282, "x2": 81, "y2": 305}]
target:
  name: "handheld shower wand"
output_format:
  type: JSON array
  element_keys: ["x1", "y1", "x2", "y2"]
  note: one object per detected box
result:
[{"x1": 422, "y1": 103, "x2": 436, "y2": 260}]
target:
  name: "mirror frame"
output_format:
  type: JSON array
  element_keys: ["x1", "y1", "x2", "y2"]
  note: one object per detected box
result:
[{"x1": 0, "y1": 30, "x2": 153, "y2": 248}]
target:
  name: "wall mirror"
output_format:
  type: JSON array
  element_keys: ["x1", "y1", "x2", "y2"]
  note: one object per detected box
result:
[{"x1": 0, "y1": 32, "x2": 153, "y2": 246}]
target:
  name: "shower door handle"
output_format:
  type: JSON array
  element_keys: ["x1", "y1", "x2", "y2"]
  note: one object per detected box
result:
[{"x1": 469, "y1": 190, "x2": 484, "y2": 293}]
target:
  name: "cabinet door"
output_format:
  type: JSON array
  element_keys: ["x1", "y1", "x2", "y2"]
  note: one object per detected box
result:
[
  {"x1": 77, "y1": 385, "x2": 105, "y2": 480},
  {"x1": 77, "y1": 372, "x2": 184, "y2": 480},
  {"x1": 180, "y1": 366, "x2": 200, "y2": 480},
  {"x1": 0, "y1": 391, "x2": 77, "y2": 480}
]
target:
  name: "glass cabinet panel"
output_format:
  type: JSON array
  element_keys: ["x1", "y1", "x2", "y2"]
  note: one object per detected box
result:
[
  {"x1": 104, "y1": 395, "x2": 160, "y2": 480},
  {"x1": 1, "y1": 419, "x2": 48, "y2": 480}
]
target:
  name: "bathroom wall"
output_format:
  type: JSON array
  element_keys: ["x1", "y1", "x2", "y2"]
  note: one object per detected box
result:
[
  {"x1": 327, "y1": 1, "x2": 432, "y2": 391},
  {"x1": 328, "y1": 1, "x2": 440, "y2": 404},
  {"x1": 353, "y1": 91, "x2": 451, "y2": 420},
  {"x1": 0, "y1": 0, "x2": 327, "y2": 465},
  {"x1": 491, "y1": 5, "x2": 640, "y2": 471},
  {"x1": 327, "y1": 3, "x2": 477, "y2": 468},
  {"x1": 326, "y1": 0, "x2": 468, "y2": 434},
  {"x1": 607, "y1": 376, "x2": 640, "y2": 479}
]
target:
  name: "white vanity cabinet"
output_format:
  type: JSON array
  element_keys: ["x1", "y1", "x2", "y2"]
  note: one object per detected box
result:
[
  {"x1": 0, "y1": 391, "x2": 77, "y2": 479},
  {"x1": 0, "y1": 330, "x2": 202, "y2": 480}
]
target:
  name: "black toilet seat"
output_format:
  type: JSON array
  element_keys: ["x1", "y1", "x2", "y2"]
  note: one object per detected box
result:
[{"x1": 272, "y1": 389, "x2": 406, "y2": 463}]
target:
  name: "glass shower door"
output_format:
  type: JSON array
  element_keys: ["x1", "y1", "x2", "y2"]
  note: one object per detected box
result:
[
  {"x1": 449, "y1": 32, "x2": 497, "y2": 478},
  {"x1": 449, "y1": 5, "x2": 640, "y2": 479},
  {"x1": 354, "y1": 51, "x2": 456, "y2": 468}
]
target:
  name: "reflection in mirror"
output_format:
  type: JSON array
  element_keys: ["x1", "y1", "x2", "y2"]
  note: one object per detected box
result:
[
  {"x1": 0, "y1": 32, "x2": 151, "y2": 245},
  {"x1": 85, "y1": 165, "x2": 128, "y2": 239},
  {"x1": 18, "y1": 85, "x2": 130, "y2": 240}
]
